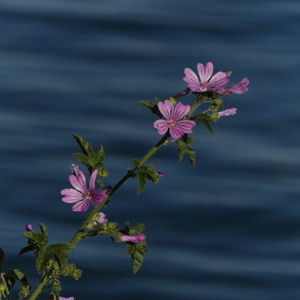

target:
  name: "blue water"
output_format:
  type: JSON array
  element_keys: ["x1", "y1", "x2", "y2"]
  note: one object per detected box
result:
[{"x1": 1, "y1": 0, "x2": 300, "y2": 299}]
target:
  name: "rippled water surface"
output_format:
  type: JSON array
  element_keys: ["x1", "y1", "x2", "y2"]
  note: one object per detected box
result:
[{"x1": 1, "y1": 0, "x2": 300, "y2": 299}]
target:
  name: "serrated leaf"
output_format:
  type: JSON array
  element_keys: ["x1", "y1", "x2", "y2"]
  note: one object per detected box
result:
[
  {"x1": 36, "y1": 247, "x2": 46, "y2": 273},
  {"x1": 73, "y1": 134, "x2": 94, "y2": 156},
  {"x1": 129, "y1": 159, "x2": 140, "y2": 167},
  {"x1": 19, "y1": 245, "x2": 35, "y2": 256},
  {"x1": 192, "y1": 113, "x2": 214, "y2": 133},
  {"x1": 176, "y1": 138, "x2": 196, "y2": 167},
  {"x1": 136, "y1": 172, "x2": 147, "y2": 195},
  {"x1": 129, "y1": 223, "x2": 145, "y2": 235},
  {"x1": 126, "y1": 242, "x2": 147, "y2": 274},
  {"x1": 139, "y1": 100, "x2": 155, "y2": 108},
  {"x1": 39, "y1": 223, "x2": 48, "y2": 245},
  {"x1": 22, "y1": 232, "x2": 46, "y2": 246}
]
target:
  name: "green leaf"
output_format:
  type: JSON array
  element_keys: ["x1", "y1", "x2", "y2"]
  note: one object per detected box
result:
[
  {"x1": 61, "y1": 263, "x2": 82, "y2": 280},
  {"x1": 136, "y1": 171, "x2": 147, "y2": 195},
  {"x1": 129, "y1": 159, "x2": 140, "y2": 167},
  {"x1": 5, "y1": 269, "x2": 31, "y2": 299},
  {"x1": 73, "y1": 135, "x2": 106, "y2": 173},
  {"x1": 126, "y1": 242, "x2": 147, "y2": 274},
  {"x1": 73, "y1": 134, "x2": 94, "y2": 156},
  {"x1": 192, "y1": 113, "x2": 214, "y2": 133},
  {"x1": 22, "y1": 232, "x2": 45, "y2": 246},
  {"x1": 36, "y1": 247, "x2": 46, "y2": 273},
  {"x1": 139, "y1": 100, "x2": 155, "y2": 109},
  {"x1": 138, "y1": 98, "x2": 162, "y2": 117},
  {"x1": 135, "y1": 164, "x2": 160, "y2": 194},
  {"x1": 176, "y1": 137, "x2": 196, "y2": 167}
]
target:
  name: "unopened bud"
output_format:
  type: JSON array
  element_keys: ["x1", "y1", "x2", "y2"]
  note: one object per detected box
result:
[{"x1": 98, "y1": 168, "x2": 109, "y2": 177}]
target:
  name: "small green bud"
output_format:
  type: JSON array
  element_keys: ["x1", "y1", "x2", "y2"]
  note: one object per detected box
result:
[
  {"x1": 98, "y1": 168, "x2": 109, "y2": 177},
  {"x1": 212, "y1": 98, "x2": 223, "y2": 105},
  {"x1": 169, "y1": 97, "x2": 176, "y2": 105},
  {"x1": 210, "y1": 112, "x2": 219, "y2": 122}
]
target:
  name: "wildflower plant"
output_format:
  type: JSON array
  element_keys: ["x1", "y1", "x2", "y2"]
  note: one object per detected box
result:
[{"x1": 0, "y1": 62, "x2": 249, "y2": 299}]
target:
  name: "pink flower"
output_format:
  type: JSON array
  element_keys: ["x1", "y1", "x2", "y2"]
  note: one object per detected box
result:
[
  {"x1": 153, "y1": 100, "x2": 196, "y2": 140},
  {"x1": 61, "y1": 168, "x2": 108, "y2": 212},
  {"x1": 183, "y1": 62, "x2": 249, "y2": 94},
  {"x1": 225, "y1": 78, "x2": 249, "y2": 94},
  {"x1": 25, "y1": 224, "x2": 32, "y2": 231},
  {"x1": 120, "y1": 234, "x2": 145, "y2": 243},
  {"x1": 93, "y1": 212, "x2": 108, "y2": 225},
  {"x1": 59, "y1": 297, "x2": 74, "y2": 300},
  {"x1": 218, "y1": 108, "x2": 237, "y2": 118}
]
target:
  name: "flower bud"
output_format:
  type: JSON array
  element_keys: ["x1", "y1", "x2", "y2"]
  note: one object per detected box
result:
[
  {"x1": 98, "y1": 168, "x2": 109, "y2": 177},
  {"x1": 25, "y1": 224, "x2": 32, "y2": 231}
]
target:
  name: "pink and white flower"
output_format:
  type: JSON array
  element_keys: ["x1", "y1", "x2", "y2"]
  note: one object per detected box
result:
[
  {"x1": 183, "y1": 62, "x2": 249, "y2": 94},
  {"x1": 218, "y1": 108, "x2": 237, "y2": 118},
  {"x1": 61, "y1": 168, "x2": 108, "y2": 212},
  {"x1": 120, "y1": 234, "x2": 145, "y2": 243},
  {"x1": 154, "y1": 100, "x2": 196, "y2": 140},
  {"x1": 59, "y1": 297, "x2": 74, "y2": 300}
]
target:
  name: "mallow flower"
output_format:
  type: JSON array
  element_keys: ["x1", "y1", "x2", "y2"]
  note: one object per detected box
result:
[
  {"x1": 120, "y1": 234, "x2": 145, "y2": 243},
  {"x1": 59, "y1": 297, "x2": 74, "y2": 300},
  {"x1": 154, "y1": 100, "x2": 196, "y2": 140},
  {"x1": 218, "y1": 108, "x2": 237, "y2": 118},
  {"x1": 61, "y1": 168, "x2": 108, "y2": 212},
  {"x1": 183, "y1": 62, "x2": 249, "y2": 94}
]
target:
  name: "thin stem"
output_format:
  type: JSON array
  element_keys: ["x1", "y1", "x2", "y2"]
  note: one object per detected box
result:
[{"x1": 28, "y1": 275, "x2": 48, "y2": 300}]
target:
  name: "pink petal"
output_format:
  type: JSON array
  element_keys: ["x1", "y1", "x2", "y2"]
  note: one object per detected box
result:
[
  {"x1": 176, "y1": 120, "x2": 196, "y2": 133},
  {"x1": 158, "y1": 100, "x2": 174, "y2": 120},
  {"x1": 120, "y1": 234, "x2": 145, "y2": 243},
  {"x1": 183, "y1": 68, "x2": 200, "y2": 85},
  {"x1": 69, "y1": 171, "x2": 86, "y2": 193},
  {"x1": 208, "y1": 71, "x2": 230, "y2": 86},
  {"x1": 218, "y1": 108, "x2": 237, "y2": 118},
  {"x1": 61, "y1": 188, "x2": 83, "y2": 203},
  {"x1": 72, "y1": 200, "x2": 90, "y2": 212},
  {"x1": 91, "y1": 189, "x2": 108, "y2": 206},
  {"x1": 153, "y1": 120, "x2": 169, "y2": 135},
  {"x1": 169, "y1": 126, "x2": 185, "y2": 140},
  {"x1": 187, "y1": 82, "x2": 202, "y2": 93},
  {"x1": 89, "y1": 170, "x2": 98, "y2": 190},
  {"x1": 197, "y1": 62, "x2": 213, "y2": 83},
  {"x1": 173, "y1": 102, "x2": 190, "y2": 120},
  {"x1": 227, "y1": 78, "x2": 249, "y2": 94}
]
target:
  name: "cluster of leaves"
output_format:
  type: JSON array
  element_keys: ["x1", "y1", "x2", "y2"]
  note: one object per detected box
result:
[
  {"x1": 0, "y1": 249, "x2": 30, "y2": 299},
  {"x1": 130, "y1": 159, "x2": 161, "y2": 194},
  {"x1": 73, "y1": 135, "x2": 106, "y2": 175},
  {"x1": 83, "y1": 220, "x2": 147, "y2": 274},
  {"x1": 20, "y1": 224, "x2": 82, "y2": 298}
]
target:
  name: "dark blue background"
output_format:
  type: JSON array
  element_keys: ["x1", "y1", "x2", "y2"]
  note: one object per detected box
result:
[{"x1": 1, "y1": 0, "x2": 300, "y2": 299}]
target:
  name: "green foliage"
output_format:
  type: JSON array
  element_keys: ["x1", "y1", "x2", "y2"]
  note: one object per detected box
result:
[
  {"x1": 61, "y1": 263, "x2": 82, "y2": 281},
  {"x1": 135, "y1": 164, "x2": 160, "y2": 195},
  {"x1": 36, "y1": 243, "x2": 75, "y2": 274},
  {"x1": 73, "y1": 135, "x2": 105, "y2": 174},
  {"x1": 122, "y1": 222, "x2": 147, "y2": 274},
  {"x1": 22, "y1": 223, "x2": 48, "y2": 247},
  {"x1": 2, "y1": 269, "x2": 31, "y2": 299},
  {"x1": 83, "y1": 222, "x2": 120, "y2": 240},
  {"x1": 192, "y1": 113, "x2": 214, "y2": 133},
  {"x1": 139, "y1": 97, "x2": 162, "y2": 118},
  {"x1": 176, "y1": 137, "x2": 196, "y2": 167}
]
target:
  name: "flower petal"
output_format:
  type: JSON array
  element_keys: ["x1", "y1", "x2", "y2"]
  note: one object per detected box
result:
[
  {"x1": 153, "y1": 120, "x2": 169, "y2": 135},
  {"x1": 69, "y1": 171, "x2": 86, "y2": 193},
  {"x1": 169, "y1": 126, "x2": 185, "y2": 140},
  {"x1": 72, "y1": 200, "x2": 90, "y2": 212},
  {"x1": 61, "y1": 188, "x2": 83, "y2": 203},
  {"x1": 173, "y1": 102, "x2": 190, "y2": 120},
  {"x1": 91, "y1": 189, "x2": 108, "y2": 206},
  {"x1": 176, "y1": 120, "x2": 196, "y2": 133},
  {"x1": 183, "y1": 68, "x2": 200, "y2": 86},
  {"x1": 218, "y1": 108, "x2": 237, "y2": 118},
  {"x1": 89, "y1": 170, "x2": 98, "y2": 190},
  {"x1": 208, "y1": 71, "x2": 230, "y2": 86},
  {"x1": 120, "y1": 234, "x2": 145, "y2": 243},
  {"x1": 197, "y1": 62, "x2": 213, "y2": 83},
  {"x1": 227, "y1": 78, "x2": 249, "y2": 94},
  {"x1": 158, "y1": 100, "x2": 174, "y2": 120}
]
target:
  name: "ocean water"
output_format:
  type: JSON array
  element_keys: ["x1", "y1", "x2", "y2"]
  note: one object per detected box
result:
[{"x1": 1, "y1": 0, "x2": 300, "y2": 299}]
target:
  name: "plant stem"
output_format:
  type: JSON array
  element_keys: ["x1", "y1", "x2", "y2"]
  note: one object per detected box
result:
[
  {"x1": 29, "y1": 133, "x2": 170, "y2": 299},
  {"x1": 28, "y1": 275, "x2": 48, "y2": 300}
]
